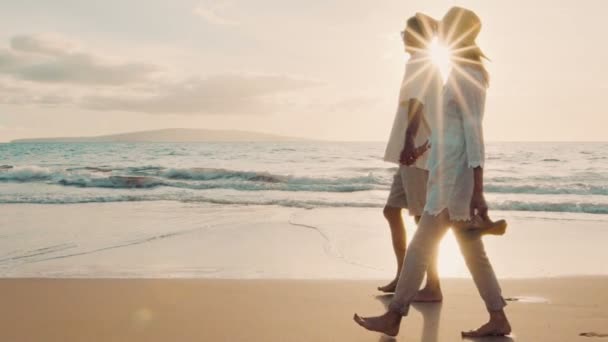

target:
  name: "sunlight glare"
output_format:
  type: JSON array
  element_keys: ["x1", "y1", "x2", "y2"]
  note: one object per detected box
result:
[
  {"x1": 428, "y1": 37, "x2": 452, "y2": 83},
  {"x1": 437, "y1": 230, "x2": 469, "y2": 277}
]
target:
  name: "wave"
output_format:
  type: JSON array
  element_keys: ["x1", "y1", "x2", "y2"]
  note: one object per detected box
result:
[
  {"x1": 492, "y1": 201, "x2": 608, "y2": 215},
  {"x1": 2, "y1": 194, "x2": 607, "y2": 215},
  {"x1": 488, "y1": 172, "x2": 608, "y2": 183},
  {"x1": 59, "y1": 176, "x2": 165, "y2": 189},
  {"x1": 66, "y1": 166, "x2": 114, "y2": 173},
  {"x1": 485, "y1": 183, "x2": 608, "y2": 195},
  {"x1": 0, "y1": 166, "x2": 388, "y2": 192},
  {"x1": 161, "y1": 168, "x2": 286, "y2": 183},
  {"x1": 0, "y1": 166, "x2": 54, "y2": 181},
  {"x1": 5, "y1": 165, "x2": 608, "y2": 193},
  {"x1": 2, "y1": 164, "x2": 608, "y2": 214},
  {"x1": 8, "y1": 166, "x2": 605, "y2": 195},
  {"x1": 0, "y1": 193, "x2": 382, "y2": 209}
]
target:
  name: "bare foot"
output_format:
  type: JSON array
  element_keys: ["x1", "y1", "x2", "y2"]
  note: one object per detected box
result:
[
  {"x1": 378, "y1": 278, "x2": 398, "y2": 293},
  {"x1": 412, "y1": 287, "x2": 443, "y2": 302},
  {"x1": 461, "y1": 319, "x2": 512, "y2": 338},
  {"x1": 353, "y1": 311, "x2": 402, "y2": 336}
]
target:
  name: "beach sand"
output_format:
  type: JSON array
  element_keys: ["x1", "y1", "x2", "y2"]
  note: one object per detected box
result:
[
  {"x1": 2, "y1": 202, "x2": 608, "y2": 341},
  {"x1": 1, "y1": 277, "x2": 607, "y2": 342}
]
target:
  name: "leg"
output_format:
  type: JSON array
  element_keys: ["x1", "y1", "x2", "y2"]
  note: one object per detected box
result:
[
  {"x1": 355, "y1": 211, "x2": 451, "y2": 335},
  {"x1": 413, "y1": 231, "x2": 444, "y2": 302},
  {"x1": 424, "y1": 245, "x2": 442, "y2": 292},
  {"x1": 379, "y1": 168, "x2": 409, "y2": 293},
  {"x1": 378, "y1": 206, "x2": 407, "y2": 293},
  {"x1": 402, "y1": 167, "x2": 443, "y2": 301},
  {"x1": 390, "y1": 211, "x2": 450, "y2": 312},
  {"x1": 454, "y1": 230, "x2": 512, "y2": 337}
]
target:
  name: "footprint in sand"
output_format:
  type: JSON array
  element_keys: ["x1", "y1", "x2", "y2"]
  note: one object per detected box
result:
[{"x1": 580, "y1": 332, "x2": 608, "y2": 338}]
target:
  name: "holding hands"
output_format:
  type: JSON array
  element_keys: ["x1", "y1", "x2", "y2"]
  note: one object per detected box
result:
[{"x1": 400, "y1": 138, "x2": 430, "y2": 166}]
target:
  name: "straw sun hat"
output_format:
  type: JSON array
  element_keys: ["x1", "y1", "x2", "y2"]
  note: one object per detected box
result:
[{"x1": 441, "y1": 7, "x2": 488, "y2": 60}]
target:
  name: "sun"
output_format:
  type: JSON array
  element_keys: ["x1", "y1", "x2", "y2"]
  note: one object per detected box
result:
[{"x1": 428, "y1": 37, "x2": 452, "y2": 82}]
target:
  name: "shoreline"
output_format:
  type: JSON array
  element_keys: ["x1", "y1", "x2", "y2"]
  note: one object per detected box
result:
[{"x1": 2, "y1": 202, "x2": 608, "y2": 279}]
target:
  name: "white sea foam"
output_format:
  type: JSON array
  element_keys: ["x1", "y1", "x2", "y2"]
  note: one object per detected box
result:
[{"x1": 1, "y1": 141, "x2": 607, "y2": 216}]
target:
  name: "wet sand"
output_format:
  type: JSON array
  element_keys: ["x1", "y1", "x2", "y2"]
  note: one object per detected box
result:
[
  {"x1": 1, "y1": 277, "x2": 607, "y2": 342},
  {"x1": 2, "y1": 202, "x2": 608, "y2": 278}
]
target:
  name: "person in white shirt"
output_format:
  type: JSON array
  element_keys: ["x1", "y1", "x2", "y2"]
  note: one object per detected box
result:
[
  {"x1": 355, "y1": 7, "x2": 512, "y2": 338},
  {"x1": 378, "y1": 13, "x2": 444, "y2": 303}
]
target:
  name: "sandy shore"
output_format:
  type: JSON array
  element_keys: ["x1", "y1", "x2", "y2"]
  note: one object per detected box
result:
[
  {"x1": 1, "y1": 277, "x2": 607, "y2": 342},
  {"x1": 2, "y1": 202, "x2": 608, "y2": 278},
  {"x1": 2, "y1": 202, "x2": 608, "y2": 341}
]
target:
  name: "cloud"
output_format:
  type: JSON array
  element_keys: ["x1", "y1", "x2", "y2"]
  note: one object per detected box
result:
[
  {"x1": 193, "y1": 2, "x2": 238, "y2": 26},
  {"x1": 82, "y1": 74, "x2": 320, "y2": 115},
  {"x1": 10, "y1": 34, "x2": 78, "y2": 56},
  {"x1": 0, "y1": 79, "x2": 22, "y2": 93},
  {"x1": 0, "y1": 79, "x2": 73, "y2": 105},
  {"x1": 0, "y1": 93, "x2": 72, "y2": 106},
  {"x1": 0, "y1": 34, "x2": 322, "y2": 115},
  {"x1": 0, "y1": 34, "x2": 158, "y2": 85},
  {"x1": 0, "y1": 48, "x2": 28, "y2": 70}
]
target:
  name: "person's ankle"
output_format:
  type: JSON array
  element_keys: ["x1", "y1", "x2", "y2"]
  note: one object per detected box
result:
[
  {"x1": 489, "y1": 309, "x2": 508, "y2": 322},
  {"x1": 387, "y1": 310, "x2": 403, "y2": 321},
  {"x1": 423, "y1": 283, "x2": 441, "y2": 292}
]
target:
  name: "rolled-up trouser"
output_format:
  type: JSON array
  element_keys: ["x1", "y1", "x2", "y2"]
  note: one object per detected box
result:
[{"x1": 389, "y1": 209, "x2": 507, "y2": 315}]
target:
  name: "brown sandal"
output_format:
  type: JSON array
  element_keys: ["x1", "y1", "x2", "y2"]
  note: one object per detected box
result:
[{"x1": 453, "y1": 215, "x2": 508, "y2": 236}]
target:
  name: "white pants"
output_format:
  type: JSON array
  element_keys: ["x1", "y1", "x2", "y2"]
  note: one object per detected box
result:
[{"x1": 389, "y1": 209, "x2": 507, "y2": 315}]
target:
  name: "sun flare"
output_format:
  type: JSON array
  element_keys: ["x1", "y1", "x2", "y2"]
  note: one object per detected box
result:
[{"x1": 428, "y1": 37, "x2": 452, "y2": 82}]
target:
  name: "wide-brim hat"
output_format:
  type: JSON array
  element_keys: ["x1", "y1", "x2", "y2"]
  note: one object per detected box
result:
[
  {"x1": 414, "y1": 12, "x2": 439, "y2": 38},
  {"x1": 441, "y1": 7, "x2": 488, "y2": 60}
]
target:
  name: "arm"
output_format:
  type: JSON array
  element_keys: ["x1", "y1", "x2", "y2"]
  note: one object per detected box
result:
[
  {"x1": 470, "y1": 166, "x2": 489, "y2": 220},
  {"x1": 399, "y1": 99, "x2": 429, "y2": 165},
  {"x1": 463, "y1": 71, "x2": 488, "y2": 218},
  {"x1": 462, "y1": 80, "x2": 486, "y2": 169},
  {"x1": 398, "y1": 57, "x2": 430, "y2": 165},
  {"x1": 406, "y1": 98, "x2": 424, "y2": 142}
]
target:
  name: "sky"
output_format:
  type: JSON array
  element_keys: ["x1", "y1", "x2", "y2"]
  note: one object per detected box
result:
[{"x1": 1, "y1": 0, "x2": 607, "y2": 142}]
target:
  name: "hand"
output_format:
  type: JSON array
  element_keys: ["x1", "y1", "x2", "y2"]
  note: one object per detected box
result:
[
  {"x1": 414, "y1": 140, "x2": 430, "y2": 158},
  {"x1": 399, "y1": 138, "x2": 416, "y2": 165},
  {"x1": 470, "y1": 191, "x2": 489, "y2": 221},
  {"x1": 400, "y1": 140, "x2": 430, "y2": 166}
]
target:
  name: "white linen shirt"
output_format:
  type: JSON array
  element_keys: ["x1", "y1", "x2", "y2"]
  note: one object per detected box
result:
[
  {"x1": 423, "y1": 65, "x2": 487, "y2": 221},
  {"x1": 384, "y1": 52, "x2": 443, "y2": 169}
]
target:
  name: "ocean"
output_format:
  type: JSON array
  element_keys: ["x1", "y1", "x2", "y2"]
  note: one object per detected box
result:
[
  {"x1": 2, "y1": 141, "x2": 608, "y2": 278},
  {"x1": 1, "y1": 141, "x2": 607, "y2": 218}
]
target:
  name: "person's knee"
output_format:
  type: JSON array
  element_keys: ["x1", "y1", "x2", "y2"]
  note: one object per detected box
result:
[
  {"x1": 383, "y1": 206, "x2": 401, "y2": 220},
  {"x1": 454, "y1": 230, "x2": 478, "y2": 245},
  {"x1": 455, "y1": 233, "x2": 489, "y2": 261},
  {"x1": 404, "y1": 243, "x2": 430, "y2": 267}
]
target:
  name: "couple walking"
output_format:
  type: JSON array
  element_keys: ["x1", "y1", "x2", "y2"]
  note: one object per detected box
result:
[{"x1": 354, "y1": 7, "x2": 512, "y2": 338}]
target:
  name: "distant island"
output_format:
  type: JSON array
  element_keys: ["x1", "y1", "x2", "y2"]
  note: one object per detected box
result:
[{"x1": 10, "y1": 128, "x2": 308, "y2": 143}]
